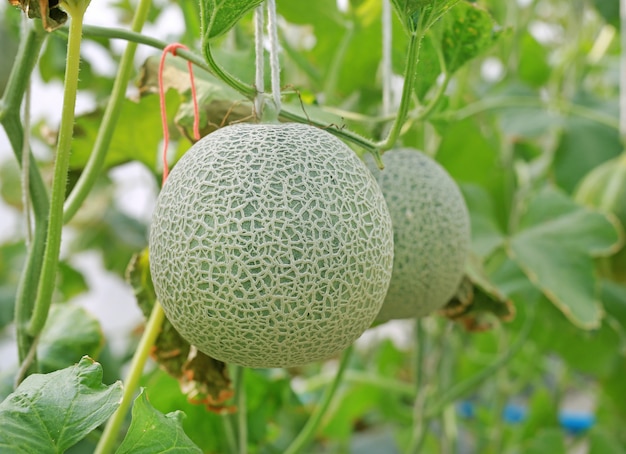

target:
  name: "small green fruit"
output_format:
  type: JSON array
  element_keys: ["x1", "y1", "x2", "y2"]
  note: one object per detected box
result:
[
  {"x1": 367, "y1": 148, "x2": 471, "y2": 321},
  {"x1": 149, "y1": 123, "x2": 394, "y2": 368}
]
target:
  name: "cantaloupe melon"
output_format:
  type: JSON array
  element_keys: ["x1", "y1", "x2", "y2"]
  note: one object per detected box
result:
[
  {"x1": 149, "y1": 123, "x2": 394, "y2": 368},
  {"x1": 366, "y1": 148, "x2": 470, "y2": 321}
]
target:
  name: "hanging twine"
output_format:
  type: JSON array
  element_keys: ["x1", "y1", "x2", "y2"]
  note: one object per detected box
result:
[
  {"x1": 158, "y1": 43, "x2": 200, "y2": 186},
  {"x1": 266, "y1": 0, "x2": 282, "y2": 113}
]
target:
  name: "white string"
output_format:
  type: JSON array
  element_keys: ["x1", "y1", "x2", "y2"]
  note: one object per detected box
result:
[
  {"x1": 266, "y1": 0, "x2": 282, "y2": 112},
  {"x1": 254, "y1": 5, "x2": 265, "y2": 117},
  {"x1": 21, "y1": 14, "x2": 32, "y2": 247},
  {"x1": 381, "y1": 0, "x2": 393, "y2": 116}
]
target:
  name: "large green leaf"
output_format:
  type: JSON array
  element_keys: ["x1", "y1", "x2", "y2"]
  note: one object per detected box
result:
[
  {"x1": 38, "y1": 304, "x2": 104, "y2": 374},
  {"x1": 200, "y1": 0, "x2": 263, "y2": 40},
  {"x1": 0, "y1": 357, "x2": 122, "y2": 453},
  {"x1": 508, "y1": 186, "x2": 622, "y2": 328},
  {"x1": 553, "y1": 97, "x2": 621, "y2": 193},
  {"x1": 116, "y1": 389, "x2": 202, "y2": 454},
  {"x1": 461, "y1": 184, "x2": 505, "y2": 257},
  {"x1": 436, "y1": 118, "x2": 510, "y2": 227}
]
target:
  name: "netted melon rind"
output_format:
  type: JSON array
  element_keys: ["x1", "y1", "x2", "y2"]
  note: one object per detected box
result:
[
  {"x1": 367, "y1": 148, "x2": 471, "y2": 321},
  {"x1": 149, "y1": 123, "x2": 394, "y2": 368}
]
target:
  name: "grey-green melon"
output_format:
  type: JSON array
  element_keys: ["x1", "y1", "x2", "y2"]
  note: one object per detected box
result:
[
  {"x1": 149, "y1": 123, "x2": 394, "y2": 368},
  {"x1": 367, "y1": 148, "x2": 471, "y2": 321}
]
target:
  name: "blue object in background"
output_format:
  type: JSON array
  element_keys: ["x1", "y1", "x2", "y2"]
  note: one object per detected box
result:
[
  {"x1": 457, "y1": 400, "x2": 475, "y2": 419},
  {"x1": 502, "y1": 403, "x2": 527, "y2": 424},
  {"x1": 558, "y1": 411, "x2": 595, "y2": 435}
]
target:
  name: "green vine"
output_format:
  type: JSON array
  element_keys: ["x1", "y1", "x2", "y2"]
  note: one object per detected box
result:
[
  {"x1": 377, "y1": 16, "x2": 425, "y2": 151},
  {"x1": 28, "y1": 0, "x2": 91, "y2": 337},
  {"x1": 62, "y1": 0, "x2": 153, "y2": 223},
  {"x1": 284, "y1": 346, "x2": 353, "y2": 454},
  {"x1": 95, "y1": 303, "x2": 166, "y2": 454},
  {"x1": 0, "y1": 23, "x2": 48, "y2": 371}
]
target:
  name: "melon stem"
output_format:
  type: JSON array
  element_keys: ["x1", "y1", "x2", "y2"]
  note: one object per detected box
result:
[
  {"x1": 284, "y1": 346, "x2": 353, "y2": 454},
  {"x1": 94, "y1": 302, "x2": 166, "y2": 454}
]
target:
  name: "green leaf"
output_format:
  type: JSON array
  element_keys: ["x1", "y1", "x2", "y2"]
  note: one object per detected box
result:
[
  {"x1": 413, "y1": 34, "x2": 442, "y2": 99},
  {"x1": 553, "y1": 97, "x2": 621, "y2": 193},
  {"x1": 439, "y1": 1, "x2": 501, "y2": 74},
  {"x1": 391, "y1": 0, "x2": 461, "y2": 33},
  {"x1": 116, "y1": 389, "x2": 202, "y2": 454},
  {"x1": 142, "y1": 370, "x2": 230, "y2": 453},
  {"x1": 70, "y1": 90, "x2": 181, "y2": 173},
  {"x1": 200, "y1": 0, "x2": 263, "y2": 41},
  {"x1": 38, "y1": 304, "x2": 104, "y2": 374},
  {"x1": 57, "y1": 261, "x2": 88, "y2": 301},
  {"x1": 436, "y1": 118, "x2": 510, "y2": 227},
  {"x1": 0, "y1": 357, "x2": 122, "y2": 453},
  {"x1": 461, "y1": 184, "x2": 505, "y2": 257},
  {"x1": 518, "y1": 32, "x2": 551, "y2": 87},
  {"x1": 508, "y1": 186, "x2": 622, "y2": 328},
  {"x1": 591, "y1": 0, "x2": 619, "y2": 26}
]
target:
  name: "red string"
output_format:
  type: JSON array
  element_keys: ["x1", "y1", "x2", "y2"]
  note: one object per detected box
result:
[{"x1": 158, "y1": 43, "x2": 201, "y2": 187}]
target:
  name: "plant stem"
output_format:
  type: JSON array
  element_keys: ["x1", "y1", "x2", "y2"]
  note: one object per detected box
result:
[
  {"x1": 0, "y1": 22, "x2": 47, "y2": 373},
  {"x1": 78, "y1": 26, "x2": 383, "y2": 159},
  {"x1": 284, "y1": 346, "x2": 353, "y2": 454},
  {"x1": 407, "y1": 319, "x2": 429, "y2": 454},
  {"x1": 203, "y1": 43, "x2": 256, "y2": 98},
  {"x1": 423, "y1": 305, "x2": 536, "y2": 419},
  {"x1": 63, "y1": 0, "x2": 153, "y2": 223},
  {"x1": 235, "y1": 366, "x2": 247, "y2": 454},
  {"x1": 221, "y1": 414, "x2": 238, "y2": 454},
  {"x1": 80, "y1": 25, "x2": 210, "y2": 70},
  {"x1": 95, "y1": 303, "x2": 165, "y2": 454},
  {"x1": 433, "y1": 95, "x2": 620, "y2": 130},
  {"x1": 377, "y1": 23, "x2": 424, "y2": 150},
  {"x1": 27, "y1": 1, "x2": 89, "y2": 336}
]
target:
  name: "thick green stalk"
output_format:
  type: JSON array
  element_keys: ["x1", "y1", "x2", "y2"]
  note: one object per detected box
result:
[
  {"x1": 284, "y1": 346, "x2": 353, "y2": 454},
  {"x1": 63, "y1": 0, "x2": 153, "y2": 223},
  {"x1": 28, "y1": 1, "x2": 89, "y2": 336},
  {"x1": 203, "y1": 44, "x2": 256, "y2": 98},
  {"x1": 377, "y1": 24, "x2": 424, "y2": 150},
  {"x1": 95, "y1": 303, "x2": 166, "y2": 454},
  {"x1": 0, "y1": 23, "x2": 48, "y2": 369}
]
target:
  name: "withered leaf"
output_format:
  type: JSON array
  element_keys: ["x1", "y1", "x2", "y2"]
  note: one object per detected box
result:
[
  {"x1": 8, "y1": 0, "x2": 67, "y2": 31},
  {"x1": 440, "y1": 254, "x2": 516, "y2": 332}
]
